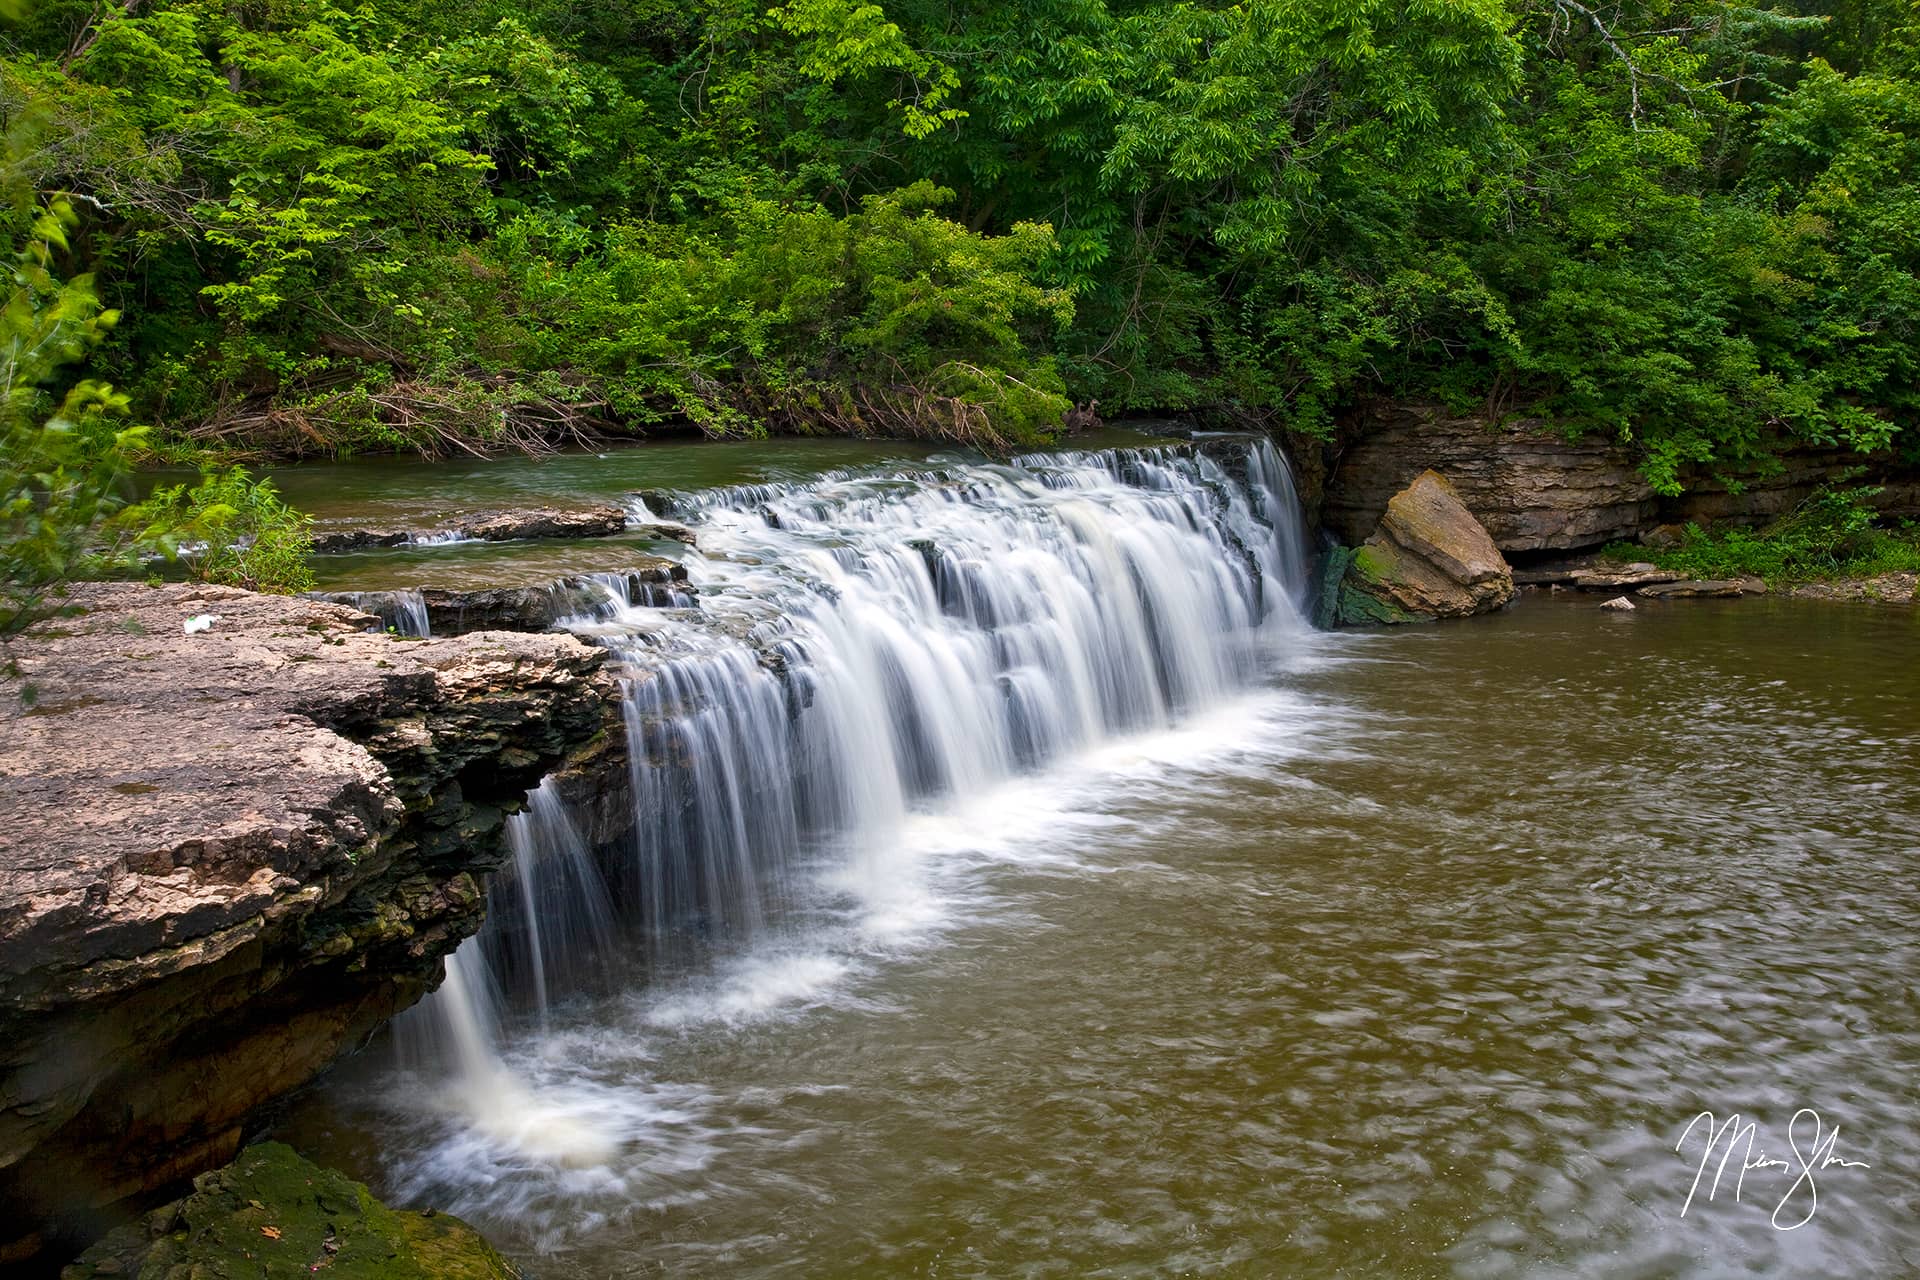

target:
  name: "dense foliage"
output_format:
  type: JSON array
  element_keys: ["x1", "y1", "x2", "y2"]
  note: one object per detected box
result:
[
  {"x1": 2, "y1": 0, "x2": 1916, "y2": 477},
  {"x1": 0, "y1": 195, "x2": 144, "y2": 635},
  {"x1": 2, "y1": 193, "x2": 312, "y2": 639}
]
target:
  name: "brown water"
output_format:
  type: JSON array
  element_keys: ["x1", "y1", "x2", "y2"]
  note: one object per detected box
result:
[{"x1": 276, "y1": 591, "x2": 1920, "y2": 1277}]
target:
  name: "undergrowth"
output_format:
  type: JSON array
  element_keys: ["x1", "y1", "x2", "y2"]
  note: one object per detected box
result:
[{"x1": 1605, "y1": 486, "x2": 1920, "y2": 584}]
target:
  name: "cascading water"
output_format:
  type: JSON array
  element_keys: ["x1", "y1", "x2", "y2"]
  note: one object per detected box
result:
[
  {"x1": 331, "y1": 588, "x2": 432, "y2": 636},
  {"x1": 384, "y1": 436, "x2": 1312, "y2": 1237}
]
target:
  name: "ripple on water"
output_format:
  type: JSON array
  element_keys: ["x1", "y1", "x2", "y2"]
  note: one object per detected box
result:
[{"x1": 273, "y1": 598, "x2": 1920, "y2": 1277}]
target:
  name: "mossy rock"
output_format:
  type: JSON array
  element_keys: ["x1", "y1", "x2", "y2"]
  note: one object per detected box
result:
[
  {"x1": 1308, "y1": 544, "x2": 1354, "y2": 629},
  {"x1": 1331, "y1": 545, "x2": 1423, "y2": 625},
  {"x1": 63, "y1": 1143, "x2": 516, "y2": 1280},
  {"x1": 1332, "y1": 471, "x2": 1513, "y2": 625}
]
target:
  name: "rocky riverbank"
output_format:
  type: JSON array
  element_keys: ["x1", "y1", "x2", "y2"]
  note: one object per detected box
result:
[
  {"x1": 0, "y1": 584, "x2": 628, "y2": 1263},
  {"x1": 1304, "y1": 402, "x2": 1920, "y2": 554},
  {"x1": 1302, "y1": 403, "x2": 1919, "y2": 625}
]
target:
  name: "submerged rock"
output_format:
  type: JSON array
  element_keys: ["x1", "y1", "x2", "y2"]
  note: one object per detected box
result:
[
  {"x1": 0, "y1": 584, "x2": 624, "y2": 1261},
  {"x1": 1635, "y1": 578, "x2": 1763, "y2": 599},
  {"x1": 1600, "y1": 595, "x2": 1636, "y2": 611},
  {"x1": 62, "y1": 1142, "x2": 514, "y2": 1280},
  {"x1": 1335, "y1": 471, "x2": 1515, "y2": 624},
  {"x1": 1568, "y1": 565, "x2": 1686, "y2": 590},
  {"x1": 311, "y1": 504, "x2": 628, "y2": 553}
]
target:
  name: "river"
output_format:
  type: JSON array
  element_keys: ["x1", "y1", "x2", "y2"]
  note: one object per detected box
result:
[{"x1": 274, "y1": 438, "x2": 1920, "y2": 1278}]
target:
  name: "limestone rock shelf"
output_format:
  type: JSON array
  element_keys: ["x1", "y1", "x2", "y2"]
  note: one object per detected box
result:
[{"x1": 0, "y1": 583, "x2": 625, "y2": 1262}]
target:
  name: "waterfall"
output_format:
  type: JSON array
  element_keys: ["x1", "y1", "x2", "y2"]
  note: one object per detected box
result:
[
  {"x1": 400, "y1": 436, "x2": 1308, "y2": 1134},
  {"x1": 332, "y1": 588, "x2": 432, "y2": 636}
]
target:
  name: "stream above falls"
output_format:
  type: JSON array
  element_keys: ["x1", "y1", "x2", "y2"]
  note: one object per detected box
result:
[{"x1": 271, "y1": 438, "x2": 1919, "y2": 1278}]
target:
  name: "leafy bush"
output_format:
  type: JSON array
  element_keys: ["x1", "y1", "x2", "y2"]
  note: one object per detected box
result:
[
  {"x1": 1, "y1": 199, "x2": 147, "y2": 638},
  {"x1": 138, "y1": 467, "x2": 316, "y2": 594},
  {"x1": 549, "y1": 183, "x2": 1076, "y2": 447}
]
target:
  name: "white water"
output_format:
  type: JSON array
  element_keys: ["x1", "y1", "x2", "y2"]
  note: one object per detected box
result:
[
  {"x1": 383, "y1": 436, "x2": 1314, "y2": 1236},
  {"x1": 331, "y1": 588, "x2": 431, "y2": 636}
]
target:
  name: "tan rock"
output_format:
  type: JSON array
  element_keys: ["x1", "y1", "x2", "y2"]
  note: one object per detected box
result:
[
  {"x1": 1569, "y1": 566, "x2": 1686, "y2": 590},
  {"x1": 1636, "y1": 579, "x2": 1748, "y2": 599},
  {"x1": 1338, "y1": 471, "x2": 1515, "y2": 623}
]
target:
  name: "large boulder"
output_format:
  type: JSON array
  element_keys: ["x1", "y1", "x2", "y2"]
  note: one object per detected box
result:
[
  {"x1": 62, "y1": 1142, "x2": 515, "y2": 1280},
  {"x1": 1336, "y1": 471, "x2": 1515, "y2": 624},
  {"x1": 0, "y1": 584, "x2": 626, "y2": 1263}
]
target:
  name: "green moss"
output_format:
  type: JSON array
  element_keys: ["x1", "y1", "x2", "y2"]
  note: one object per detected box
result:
[
  {"x1": 63, "y1": 1143, "x2": 516, "y2": 1280},
  {"x1": 1332, "y1": 545, "x2": 1423, "y2": 626},
  {"x1": 1309, "y1": 545, "x2": 1354, "y2": 629},
  {"x1": 1336, "y1": 581, "x2": 1423, "y2": 626}
]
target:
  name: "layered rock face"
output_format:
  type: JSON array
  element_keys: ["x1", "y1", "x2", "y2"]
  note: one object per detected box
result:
[
  {"x1": 1320, "y1": 403, "x2": 1920, "y2": 553},
  {"x1": 0, "y1": 584, "x2": 624, "y2": 1261},
  {"x1": 1334, "y1": 471, "x2": 1515, "y2": 623},
  {"x1": 1322, "y1": 406, "x2": 1658, "y2": 552},
  {"x1": 311, "y1": 560, "x2": 691, "y2": 636},
  {"x1": 63, "y1": 1142, "x2": 515, "y2": 1280}
]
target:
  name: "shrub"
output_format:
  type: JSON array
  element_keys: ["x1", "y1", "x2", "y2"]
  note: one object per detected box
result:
[
  {"x1": 1618, "y1": 485, "x2": 1920, "y2": 583},
  {"x1": 138, "y1": 467, "x2": 316, "y2": 594},
  {"x1": 1, "y1": 199, "x2": 147, "y2": 639}
]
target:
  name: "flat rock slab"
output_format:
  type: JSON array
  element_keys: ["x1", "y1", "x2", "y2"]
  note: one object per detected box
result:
[
  {"x1": 310, "y1": 559, "x2": 692, "y2": 636},
  {"x1": 0, "y1": 584, "x2": 606, "y2": 999},
  {"x1": 311, "y1": 503, "x2": 629, "y2": 553},
  {"x1": 1569, "y1": 565, "x2": 1686, "y2": 589}
]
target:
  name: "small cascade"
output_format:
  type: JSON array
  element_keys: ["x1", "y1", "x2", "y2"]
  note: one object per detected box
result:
[
  {"x1": 398, "y1": 436, "x2": 1310, "y2": 1144},
  {"x1": 485, "y1": 781, "x2": 620, "y2": 1027},
  {"x1": 390, "y1": 589, "x2": 431, "y2": 638},
  {"x1": 333, "y1": 589, "x2": 431, "y2": 636},
  {"x1": 393, "y1": 939, "x2": 620, "y2": 1168}
]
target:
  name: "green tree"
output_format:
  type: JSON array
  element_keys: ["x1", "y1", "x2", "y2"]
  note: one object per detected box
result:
[{"x1": 0, "y1": 197, "x2": 144, "y2": 637}]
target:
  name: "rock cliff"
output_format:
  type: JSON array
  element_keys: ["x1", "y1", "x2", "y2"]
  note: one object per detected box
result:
[
  {"x1": 1320, "y1": 405, "x2": 1658, "y2": 552},
  {"x1": 0, "y1": 583, "x2": 624, "y2": 1262},
  {"x1": 1317, "y1": 403, "x2": 1920, "y2": 554}
]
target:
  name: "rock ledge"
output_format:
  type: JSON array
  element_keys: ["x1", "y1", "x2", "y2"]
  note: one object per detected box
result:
[{"x1": 0, "y1": 583, "x2": 621, "y2": 1261}]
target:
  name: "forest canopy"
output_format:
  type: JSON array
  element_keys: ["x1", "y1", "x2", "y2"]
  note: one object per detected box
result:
[{"x1": 2, "y1": 0, "x2": 1916, "y2": 487}]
